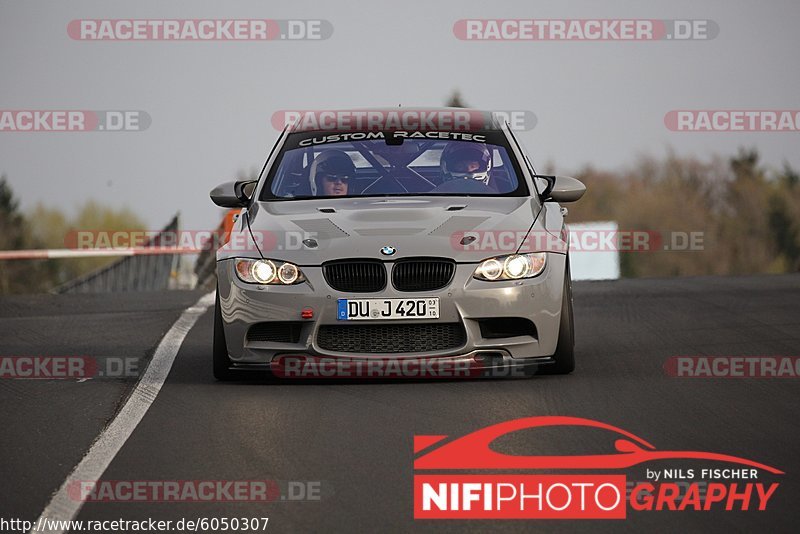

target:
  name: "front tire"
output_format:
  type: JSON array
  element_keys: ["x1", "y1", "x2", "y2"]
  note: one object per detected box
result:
[
  {"x1": 540, "y1": 261, "x2": 575, "y2": 375},
  {"x1": 213, "y1": 288, "x2": 236, "y2": 381}
]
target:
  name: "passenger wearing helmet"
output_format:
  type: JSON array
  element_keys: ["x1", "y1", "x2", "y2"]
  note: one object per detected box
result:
[
  {"x1": 309, "y1": 149, "x2": 355, "y2": 196},
  {"x1": 440, "y1": 142, "x2": 493, "y2": 185}
]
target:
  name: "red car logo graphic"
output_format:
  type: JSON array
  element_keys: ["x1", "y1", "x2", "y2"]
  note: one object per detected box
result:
[{"x1": 414, "y1": 416, "x2": 783, "y2": 474}]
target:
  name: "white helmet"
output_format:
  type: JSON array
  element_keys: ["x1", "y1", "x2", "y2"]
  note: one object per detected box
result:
[
  {"x1": 440, "y1": 143, "x2": 492, "y2": 185},
  {"x1": 308, "y1": 150, "x2": 356, "y2": 195}
]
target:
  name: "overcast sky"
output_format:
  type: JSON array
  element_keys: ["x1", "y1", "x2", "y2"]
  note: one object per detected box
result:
[{"x1": 1, "y1": 0, "x2": 798, "y2": 231}]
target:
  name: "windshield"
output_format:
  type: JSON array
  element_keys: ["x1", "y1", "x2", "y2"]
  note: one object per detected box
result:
[{"x1": 261, "y1": 130, "x2": 528, "y2": 200}]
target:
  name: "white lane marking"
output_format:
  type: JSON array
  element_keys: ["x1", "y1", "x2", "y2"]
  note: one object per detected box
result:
[{"x1": 29, "y1": 292, "x2": 215, "y2": 534}]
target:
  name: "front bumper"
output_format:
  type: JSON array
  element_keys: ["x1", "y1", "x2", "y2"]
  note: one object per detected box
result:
[
  {"x1": 232, "y1": 351, "x2": 556, "y2": 379},
  {"x1": 216, "y1": 254, "x2": 566, "y2": 365}
]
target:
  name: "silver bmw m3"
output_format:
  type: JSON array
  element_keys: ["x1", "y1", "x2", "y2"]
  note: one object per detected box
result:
[{"x1": 209, "y1": 109, "x2": 585, "y2": 380}]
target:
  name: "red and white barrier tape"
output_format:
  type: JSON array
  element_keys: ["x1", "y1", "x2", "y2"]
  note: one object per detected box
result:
[{"x1": 0, "y1": 247, "x2": 204, "y2": 260}]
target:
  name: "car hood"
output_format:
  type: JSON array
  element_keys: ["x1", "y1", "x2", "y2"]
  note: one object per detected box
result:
[{"x1": 244, "y1": 196, "x2": 543, "y2": 265}]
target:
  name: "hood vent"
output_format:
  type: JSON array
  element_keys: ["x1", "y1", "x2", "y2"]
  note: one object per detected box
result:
[
  {"x1": 428, "y1": 216, "x2": 489, "y2": 237},
  {"x1": 354, "y1": 227, "x2": 425, "y2": 236},
  {"x1": 292, "y1": 218, "x2": 350, "y2": 239}
]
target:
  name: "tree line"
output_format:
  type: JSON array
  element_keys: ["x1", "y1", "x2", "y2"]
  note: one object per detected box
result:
[{"x1": 1, "y1": 148, "x2": 798, "y2": 293}]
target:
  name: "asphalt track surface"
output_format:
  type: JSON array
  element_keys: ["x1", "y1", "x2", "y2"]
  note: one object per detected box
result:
[{"x1": 1, "y1": 274, "x2": 798, "y2": 533}]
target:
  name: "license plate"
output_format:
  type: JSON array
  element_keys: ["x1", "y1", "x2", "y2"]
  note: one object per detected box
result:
[{"x1": 337, "y1": 298, "x2": 439, "y2": 320}]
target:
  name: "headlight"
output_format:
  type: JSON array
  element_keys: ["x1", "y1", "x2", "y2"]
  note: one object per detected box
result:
[
  {"x1": 473, "y1": 253, "x2": 547, "y2": 281},
  {"x1": 277, "y1": 262, "x2": 299, "y2": 284},
  {"x1": 235, "y1": 259, "x2": 305, "y2": 285}
]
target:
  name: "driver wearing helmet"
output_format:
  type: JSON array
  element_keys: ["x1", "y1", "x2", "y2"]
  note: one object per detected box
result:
[
  {"x1": 309, "y1": 149, "x2": 355, "y2": 196},
  {"x1": 440, "y1": 142, "x2": 493, "y2": 185}
]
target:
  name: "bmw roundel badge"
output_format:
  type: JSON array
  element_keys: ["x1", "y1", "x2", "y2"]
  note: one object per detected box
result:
[{"x1": 380, "y1": 246, "x2": 396, "y2": 256}]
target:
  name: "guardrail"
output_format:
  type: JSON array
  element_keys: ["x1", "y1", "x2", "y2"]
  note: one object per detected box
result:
[
  {"x1": 0, "y1": 212, "x2": 238, "y2": 293},
  {"x1": 53, "y1": 214, "x2": 183, "y2": 293}
]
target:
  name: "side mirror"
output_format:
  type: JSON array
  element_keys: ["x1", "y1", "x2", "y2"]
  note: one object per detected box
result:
[
  {"x1": 534, "y1": 175, "x2": 586, "y2": 203},
  {"x1": 210, "y1": 180, "x2": 257, "y2": 208}
]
